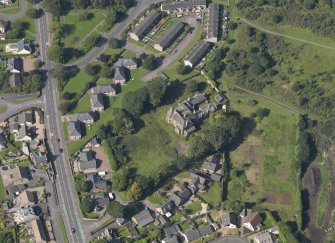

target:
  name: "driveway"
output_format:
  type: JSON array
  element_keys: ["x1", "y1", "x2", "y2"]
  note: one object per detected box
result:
[{"x1": 0, "y1": 0, "x2": 27, "y2": 21}]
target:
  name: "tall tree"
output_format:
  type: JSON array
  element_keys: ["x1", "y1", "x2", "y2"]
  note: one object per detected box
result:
[
  {"x1": 107, "y1": 201, "x2": 125, "y2": 218},
  {"x1": 145, "y1": 77, "x2": 167, "y2": 107}
]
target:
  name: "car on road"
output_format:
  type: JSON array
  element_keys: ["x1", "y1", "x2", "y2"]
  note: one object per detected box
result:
[
  {"x1": 71, "y1": 228, "x2": 76, "y2": 233},
  {"x1": 57, "y1": 138, "x2": 60, "y2": 143},
  {"x1": 172, "y1": 50, "x2": 177, "y2": 55},
  {"x1": 59, "y1": 148, "x2": 63, "y2": 153}
]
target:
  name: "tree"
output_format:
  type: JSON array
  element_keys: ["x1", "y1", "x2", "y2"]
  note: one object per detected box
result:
[
  {"x1": 176, "y1": 63, "x2": 190, "y2": 75},
  {"x1": 42, "y1": 0, "x2": 62, "y2": 16},
  {"x1": 0, "y1": 231, "x2": 14, "y2": 243},
  {"x1": 26, "y1": 9, "x2": 38, "y2": 18},
  {"x1": 128, "y1": 181, "x2": 143, "y2": 201},
  {"x1": 111, "y1": 108, "x2": 134, "y2": 135},
  {"x1": 100, "y1": 64, "x2": 113, "y2": 79},
  {"x1": 107, "y1": 201, "x2": 125, "y2": 218},
  {"x1": 122, "y1": 88, "x2": 148, "y2": 117},
  {"x1": 6, "y1": 21, "x2": 26, "y2": 39},
  {"x1": 84, "y1": 63, "x2": 98, "y2": 76},
  {"x1": 49, "y1": 64, "x2": 72, "y2": 89},
  {"x1": 142, "y1": 55, "x2": 156, "y2": 70},
  {"x1": 186, "y1": 80, "x2": 198, "y2": 93},
  {"x1": 109, "y1": 38, "x2": 119, "y2": 49},
  {"x1": 78, "y1": 12, "x2": 93, "y2": 21},
  {"x1": 254, "y1": 108, "x2": 270, "y2": 119},
  {"x1": 145, "y1": 77, "x2": 167, "y2": 107},
  {"x1": 189, "y1": 137, "x2": 212, "y2": 158},
  {"x1": 59, "y1": 102, "x2": 70, "y2": 115},
  {"x1": 104, "y1": 10, "x2": 117, "y2": 30},
  {"x1": 47, "y1": 44, "x2": 64, "y2": 63},
  {"x1": 98, "y1": 54, "x2": 110, "y2": 63},
  {"x1": 82, "y1": 34, "x2": 100, "y2": 52},
  {"x1": 75, "y1": 178, "x2": 89, "y2": 193},
  {"x1": 33, "y1": 60, "x2": 40, "y2": 69},
  {"x1": 49, "y1": 21, "x2": 63, "y2": 42},
  {"x1": 81, "y1": 199, "x2": 94, "y2": 213},
  {"x1": 63, "y1": 91, "x2": 72, "y2": 100},
  {"x1": 112, "y1": 170, "x2": 129, "y2": 191}
]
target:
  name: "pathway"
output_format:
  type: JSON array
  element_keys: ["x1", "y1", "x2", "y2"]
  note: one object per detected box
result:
[{"x1": 238, "y1": 17, "x2": 335, "y2": 51}]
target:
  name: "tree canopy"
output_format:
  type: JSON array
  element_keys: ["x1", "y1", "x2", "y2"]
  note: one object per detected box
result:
[{"x1": 145, "y1": 77, "x2": 167, "y2": 107}]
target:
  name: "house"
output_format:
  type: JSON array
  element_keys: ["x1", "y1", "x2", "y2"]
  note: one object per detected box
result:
[
  {"x1": 9, "y1": 74, "x2": 21, "y2": 87},
  {"x1": 90, "y1": 93, "x2": 105, "y2": 112},
  {"x1": 166, "y1": 93, "x2": 217, "y2": 136},
  {"x1": 113, "y1": 66, "x2": 127, "y2": 85},
  {"x1": 115, "y1": 58, "x2": 138, "y2": 70},
  {"x1": 161, "y1": 0, "x2": 207, "y2": 14},
  {"x1": 15, "y1": 190, "x2": 36, "y2": 207},
  {"x1": 0, "y1": 0, "x2": 13, "y2": 5},
  {"x1": 162, "y1": 235, "x2": 179, "y2": 243},
  {"x1": 189, "y1": 173, "x2": 207, "y2": 193},
  {"x1": 157, "y1": 200, "x2": 175, "y2": 217},
  {"x1": 182, "y1": 228, "x2": 201, "y2": 243},
  {"x1": 0, "y1": 20, "x2": 9, "y2": 40},
  {"x1": 5, "y1": 39, "x2": 31, "y2": 55},
  {"x1": 0, "y1": 132, "x2": 7, "y2": 150},
  {"x1": 154, "y1": 22, "x2": 184, "y2": 52},
  {"x1": 68, "y1": 121, "x2": 82, "y2": 140},
  {"x1": 7, "y1": 57, "x2": 22, "y2": 73},
  {"x1": 12, "y1": 206, "x2": 38, "y2": 223},
  {"x1": 3, "y1": 166, "x2": 32, "y2": 185},
  {"x1": 95, "y1": 84, "x2": 117, "y2": 96},
  {"x1": 221, "y1": 212, "x2": 238, "y2": 228},
  {"x1": 15, "y1": 126, "x2": 32, "y2": 142},
  {"x1": 30, "y1": 152, "x2": 48, "y2": 166},
  {"x1": 9, "y1": 122, "x2": 19, "y2": 133},
  {"x1": 184, "y1": 41, "x2": 212, "y2": 68},
  {"x1": 18, "y1": 111, "x2": 34, "y2": 126},
  {"x1": 79, "y1": 151, "x2": 97, "y2": 172},
  {"x1": 6, "y1": 184, "x2": 26, "y2": 199},
  {"x1": 210, "y1": 173, "x2": 222, "y2": 182},
  {"x1": 70, "y1": 112, "x2": 95, "y2": 124},
  {"x1": 198, "y1": 224, "x2": 214, "y2": 238},
  {"x1": 169, "y1": 188, "x2": 192, "y2": 207},
  {"x1": 207, "y1": 3, "x2": 219, "y2": 43},
  {"x1": 243, "y1": 212, "x2": 262, "y2": 231},
  {"x1": 164, "y1": 224, "x2": 181, "y2": 238},
  {"x1": 201, "y1": 155, "x2": 219, "y2": 173},
  {"x1": 91, "y1": 137, "x2": 100, "y2": 147},
  {"x1": 249, "y1": 228, "x2": 279, "y2": 243},
  {"x1": 131, "y1": 209, "x2": 155, "y2": 228},
  {"x1": 129, "y1": 10, "x2": 160, "y2": 41},
  {"x1": 94, "y1": 193, "x2": 110, "y2": 211},
  {"x1": 86, "y1": 173, "x2": 107, "y2": 191},
  {"x1": 214, "y1": 92, "x2": 226, "y2": 103},
  {"x1": 31, "y1": 219, "x2": 48, "y2": 243}
]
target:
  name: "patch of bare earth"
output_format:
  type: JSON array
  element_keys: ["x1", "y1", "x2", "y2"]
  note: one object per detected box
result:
[{"x1": 176, "y1": 141, "x2": 189, "y2": 155}]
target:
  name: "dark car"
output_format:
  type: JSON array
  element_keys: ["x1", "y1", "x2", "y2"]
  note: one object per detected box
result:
[{"x1": 71, "y1": 228, "x2": 76, "y2": 233}]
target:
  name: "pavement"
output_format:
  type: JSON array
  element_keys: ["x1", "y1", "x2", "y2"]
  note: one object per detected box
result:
[
  {"x1": 0, "y1": 92, "x2": 40, "y2": 100},
  {"x1": 0, "y1": 0, "x2": 27, "y2": 21}
]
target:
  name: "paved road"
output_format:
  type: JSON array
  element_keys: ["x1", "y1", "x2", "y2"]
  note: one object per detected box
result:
[
  {"x1": 0, "y1": 0, "x2": 27, "y2": 21},
  {"x1": 0, "y1": 99, "x2": 44, "y2": 121},
  {"x1": 238, "y1": 18, "x2": 335, "y2": 51},
  {"x1": 141, "y1": 17, "x2": 198, "y2": 81},
  {"x1": 210, "y1": 236, "x2": 247, "y2": 243},
  {"x1": 0, "y1": 92, "x2": 40, "y2": 100},
  {"x1": 68, "y1": 0, "x2": 164, "y2": 69}
]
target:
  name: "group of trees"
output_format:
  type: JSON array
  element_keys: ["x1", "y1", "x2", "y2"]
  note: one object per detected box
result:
[
  {"x1": 205, "y1": 47, "x2": 229, "y2": 80},
  {"x1": 0, "y1": 69, "x2": 42, "y2": 93},
  {"x1": 6, "y1": 21, "x2": 29, "y2": 39},
  {"x1": 141, "y1": 54, "x2": 157, "y2": 71}
]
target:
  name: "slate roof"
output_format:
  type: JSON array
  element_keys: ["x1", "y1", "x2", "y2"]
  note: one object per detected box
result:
[
  {"x1": 156, "y1": 22, "x2": 184, "y2": 50},
  {"x1": 207, "y1": 3, "x2": 219, "y2": 41},
  {"x1": 9, "y1": 122, "x2": 19, "y2": 132},
  {"x1": 96, "y1": 84, "x2": 117, "y2": 94},
  {"x1": 17, "y1": 39, "x2": 31, "y2": 52},
  {"x1": 170, "y1": 188, "x2": 192, "y2": 207},
  {"x1": 7, "y1": 57, "x2": 22, "y2": 72},
  {"x1": 71, "y1": 112, "x2": 94, "y2": 123},
  {"x1": 86, "y1": 173, "x2": 107, "y2": 191},
  {"x1": 221, "y1": 212, "x2": 237, "y2": 226},
  {"x1": 214, "y1": 93, "x2": 226, "y2": 103},
  {"x1": 245, "y1": 212, "x2": 262, "y2": 229},
  {"x1": 183, "y1": 228, "x2": 201, "y2": 242},
  {"x1": 164, "y1": 224, "x2": 181, "y2": 238},
  {"x1": 163, "y1": 236, "x2": 179, "y2": 243},
  {"x1": 0, "y1": 132, "x2": 7, "y2": 145},
  {"x1": 198, "y1": 224, "x2": 214, "y2": 237},
  {"x1": 132, "y1": 10, "x2": 160, "y2": 39},
  {"x1": 113, "y1": 66, "x2": 126, "y2": 81},
  {"x1": 30, "y1": 151, "x2": 48, "y2": 165},
  {"x1": 18, "y1": 111, "x2": 33, "y2": 124},
  {"x1": 68, "y1": 121, "x2": 82, "y2": 138},
  {"x1": 94, "y1": 193, "x2": 110, "y2": 208},
  {"x1": 9, "y1": 74, "x2": 21, "y2": 87},
  {"x1": 161, "y1": 0, "x2": 207, "y2": 11},
  {"x1": 79, "y1": 151, "x2": 97, "y2": 171},
  {"x1": 132, "y1": 209, "x2": 154, "y2": 227},
  {"x1": 115, "y1": 58, "x2": 137, "y2": 68},
  {"x1": 91, "y1": 93, "x2": 104, "y2": 110},
  {"x1": 184, "y1": 41, "x2": 212, "y2": 67}
]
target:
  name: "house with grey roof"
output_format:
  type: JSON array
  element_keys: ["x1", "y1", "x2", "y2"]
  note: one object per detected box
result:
[
  {"x1": 15, "y1": 126, "x2": 32, "y2": 142},
  {"x1": 115, "y1": 58, "x2": 138, "y2": 70},
  {"x1": 221, "y1": 212, "x2": 238, "y2": 228},
  {"x1": 189, "y1": 172, "x2": 207, "y2": 193},
  {"x1": 9, "y1": 122, "x2": 19, "y2": 134},
  {"x1": 0, "y1": 132, "x2": 7, "y2": 151},
  {"x1": 93, "y1": 192, "x2": 110, "y2": 211},
  {"x1": 18, "y1": 111, "x2": 34, "y2": 126},
  {"x1": 79, "y1": 151, "x2": 97, "y2": 172},
  {"x1": 94, "y1": 84, "x2": 117, "y2": 96},
  {"x1": 243, "y1": 212, "x2": 262, "y2": 231},
  {"x1": 161, "y1": 0, "x2": 207, "y2": 14},
  {"x1": 7, "y1": 57, "x2": 22, "y2": 73},
  {"x1": 129, "y1": 10, "x2": 160, "y2": 41},
  {"x1": 131, "y1": 209, "x2": 155, "y2": 228},
  {"x1": 9, "y1": 74, "x2": 21, "y2": 87},
  {"x1": 157, "y1": 200, "x2": 175, "y2": 217},
  {"x1": 5, "y1": 39, "x2": 31, "y2": 55},
  {"x1": 164, "y1": 224, "x2": 181, "y2": 238},
  {"x1": 162, "y1": 235, "x2": 179, "y2": 243},
  {"x1": 169, "y1": 188, "x2": 192, "y2": 207},
  {"x1": 198, "y1": 225, "x2": 214, "y2": 238},
  {"x1": 201, "y1": 155, "x2": 219, "y2": 173},
  {"x1": 0, "y1": 20, "x2": 9, "y2": 40},
  {"x1": 68, "y1": 121, "x2": 82, "y2": 140},
  {"x1": 182, "y1": 228, "x2": 201, "y2": 243},
  {"x1": 30, "y1": 152, "x2": 48, "y2": 166},
  {"x1": 70, "y1": 112, "x2": 95, "y2": 124},
  {"x1": 86, "y1": 173, "x2": 107, "y2": 191},
  {"x1": 113, "y1": 66, "x2": 127, "y2": 85},
  {"x1": 90, "y1": 93, "x2": 105, "y2": 112},
  {"x1": 184, "y1": 41, "x2": 213, "y2": 68},
  {"x1": 207, "y1": 3, "x2": 219, "y2": 43},
  {"x1": 154, "y1": 22, "x2": 184, "y2": 52}
]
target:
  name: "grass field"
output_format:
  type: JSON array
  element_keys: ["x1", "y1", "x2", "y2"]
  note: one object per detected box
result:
[
  {"x1": 148, "y1": 193, "x2": 164, "y2": 205},
  {"x1": 63, "y1": 11, "x2": 104, "y2": 48},
  {"x1": 60, "y1": 69, "x2": 92, "y2": 99},
  {"x1": 185, "y1": 201, "x2": 202, "y2": 215},
  {"x1": 71, "y1": 93, "x2": 91, "y2": 113},
  {"x1": 228, "y1": 91, "x2": 301, "y2": 223},
  {"x1": 58, "y1": 214, "x2": 69, "y2": 243},
  {"x1": 198, "y1": 182, "x2": 222, "y2": 207},
  {"x1": 0, "y1": 175, "x2": 6, "y2": 202},
  {"x1": 0, "y1": 0, "x2": 19, "y2": 14}
]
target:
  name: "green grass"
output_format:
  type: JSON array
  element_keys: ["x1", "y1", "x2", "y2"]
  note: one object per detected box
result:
[
  {"x1": 263, "y1": 211, "x2": 288, "y2": 243},
  {"x1": 0, "y1": 0, "x2": 20, "y2": 14},
  {"x1": 0, "y1": 175, "x2": 6, "y2": 202},
  {"x1": 102, "y1": 140, "x2": 116, "y2": 171},
  {"x1": 0, "y1": 227, "x2": 17, "y2": 243},
  {"x1": 175, "y1": 171, "x2": 191, "y2": 179},
  {"x1": 0, "y1": 105, "x2": 7, "y2": 114},
  {"x1": 58, "y1": 214, "x2": 69, "y2": 243},
  {"x1": 198, "y1": 182, "x2": 222, "y2": 207},
  {"x1": 63, "y1": 11, "x2": 104, "y2": 48},
  {"x1": 185, "y1": 201, "x2": 202, "y2": 215},
  {"x1": 72, "y1": 93, "x2": 91, "y2": 113},
  {"x1": 61, "y1": 69, "x2": 92, "y2": 99},
  {"x1": 147, "y1": 193, "x2": 164, "y2": 205}
]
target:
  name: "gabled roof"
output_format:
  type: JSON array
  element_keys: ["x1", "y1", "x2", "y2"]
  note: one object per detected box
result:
[
  {"x1": 156, "y1": 22, "x2": 184, "y2": 50},
  {"x1": 91, "y1": 93, "x2": 104, "y2": 109},
  {"x1": 71, "y1": 112, "x2": 94, "y2": 123},
  {"x1": 7, "y1": 57, "x2": 22, "y2": 72},
  {"x1": 132, "y1": 209, "x2": 154, "y2": 227},
  {"x1": 30, "y1": 151, "x2": 48, "y2": 165},
  {"x1": 221, "y1": 212, "x2": 237, "y2": 226},
  {"x1": 115, "y1": 58, "x2": 137, "y2": 68},
  {"x1": 198, "y1": 224, "x2": 214, "y2": 237},
  {"x1": 132, "y1": 10, "x2": 160, "y2": 38},
  {"x1": 207, "y1": 3, "x2": 219, "y2": 40},
  {"x1": 245, "y1": 212, "x2": 262, "y2": 229},
  {"x1": 68, "y1": 121, "x2": 82, "y2": 137},
  {"x1": 184, "y1": 41, "x2": 212, "y2": 67},
  {"x1": 9, "y1": 74, "x2": 21, "y2": 87},
  {"x1": 113, "y1": 66, "x2": 126, "y2": 81},
  {"x1": 79, "y1": 151, "x2": 96, "y2": 170},
  {"x1": 96, "y1": 84, "x2": 117, "y2": 94},
  {"x1": 17, "y1": 39, "x2": 31, "y2": 52},
  {"x1": 18, "y1": 111, "x2": 33, "y2": 124},
  {"x1": 161, "y1": 0, "x2": 207, "y2": 11},
  {"x1": 183, "y1": 228, "x2": 201, "y2": 242},
  {"x1": 164, "y1": 224, "x2": 181, "y2": 238}
]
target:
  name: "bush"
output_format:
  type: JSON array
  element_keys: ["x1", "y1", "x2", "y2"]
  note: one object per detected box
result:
[
  {"x1": 109, "y1": 38, "x2": 120, "y2": 49},
  {"x1": 81, "y1": 34, "x2": 101, "y2": 53},
  {"x1": 78, "y1": 12, "x2": 94, "y2": 21}
]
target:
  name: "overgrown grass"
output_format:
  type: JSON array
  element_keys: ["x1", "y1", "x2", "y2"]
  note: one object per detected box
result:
[
  {"x1": 58, "y1": 214, "x2": 69, "y2": 243},
  {"x1": 0, "y1": 175, "x2": 6, "y2": 202},
  {"x1": 198, "y1": 182, "x2": 222, "y2": 207},
  {"x1": 185, "y1": 201, "x2": 202, "y2": 215},
  {"x1": 148, "y1": 193, "x2": 164, "y2": 205}
]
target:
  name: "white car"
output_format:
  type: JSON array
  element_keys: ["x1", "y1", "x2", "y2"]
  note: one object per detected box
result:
[{"x1": 108, "y1": 193, "x2": 114, "y2": 200}]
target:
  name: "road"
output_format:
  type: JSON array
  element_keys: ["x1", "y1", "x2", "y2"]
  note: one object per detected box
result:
[
  {"x1": 0, "y1": 99, "x2": 43, "y2": 122},
  {"x1": 0, "y1": 0, "x2": 27, "y2": 21},
  {"x1": 238, "y1": 18, "x2": 335, "y2": 51},
  {"x1": 141, "y1": 17, "x2": 198, "y2": 81},
  {"x1": 68, "y1": 0, "x2": 164, "y2": 69}
]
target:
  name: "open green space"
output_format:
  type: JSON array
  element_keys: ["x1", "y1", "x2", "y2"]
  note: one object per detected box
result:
[
  {"x1": 0, "y1": 0, "x2": 20, "y2": 14},
  {"x1": 185, "y1": 201, "x2": 202, "y2": 215},
  {"x1": 198, "y1": 182, "x2": 222, "y2": 207},
  {"x1": 0, "y1": 227, "x2": 17, "y2": 243},
  {"x1": 72, "y1": 93, "x2": 91, "y2": 113},
  {"x1": 58, "y1": 214, "x2": 69, "y2": 243},
  {"x1": 63, "y1": 11, "x2": 104, "y2": 48},
  {"x1": 147, "y1": 193, "x2": 164, "y2": 205},
  {"x1": 0, "y1": 175, "x2": 6, "y2": 202},
  {"x1": 60, "y1": 69, "x2": 92, "y2": 99}
]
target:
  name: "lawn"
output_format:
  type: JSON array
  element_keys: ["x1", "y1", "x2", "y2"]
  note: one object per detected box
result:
[
  {"x1": 58, "y1": 214, "x2": 69, "y2": 243},
  {"x1": 185, "y1": 201, "x2": 202, "y2": 215},
  {"x1": 60, "y1": 69, "x2": 92, "y2": 100},
  {"x1": 147, "y1": 193, "x2": 164, "y2": 205},
  {"x1": 175, "y1": 171, "x2": 191, "y2": 179},
  {"x1": 63, "y1": 11, "x2": 104, "y2": 48},
  {"x1": 198, "y1": 182, "x2": 222, "y2": 207},
  {"x1": 0, "y1": 105, "x2": 7, "y2": 114},
  {"x1": 0, "y1": 175, "x2": 6, "y2": 202},
  {"x1": 0, "y1": 0, "x2": 20, "y2": 14},
  {"x1": 228, "y1": 92, "x2": 301, "y2": 224},
  {"x1": 71, "y1": 93, "x2": 91, "y2": 113}
]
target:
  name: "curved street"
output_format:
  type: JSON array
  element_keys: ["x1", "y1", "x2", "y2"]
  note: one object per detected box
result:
[{"x1": 0, "y1": 0, "x2": 27, "y2": 21}]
